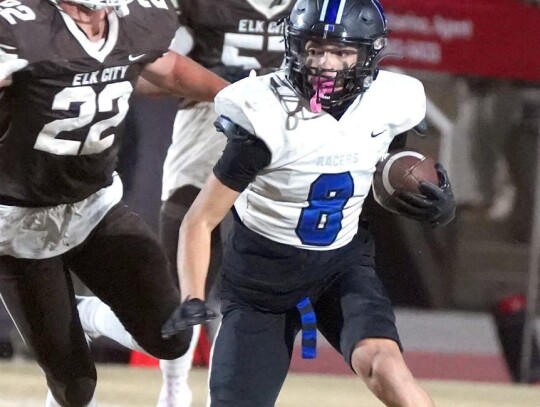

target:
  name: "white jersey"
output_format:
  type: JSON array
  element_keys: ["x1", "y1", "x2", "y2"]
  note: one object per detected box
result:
[
  {"x1": 161, "y1": 102, "x2": 226, "y2": 199},
  {"x1": 214, "y1": 70, "x2": 426, "y2": 250},
  {"x1": 161, "y1": 0, "x2": 294, "y2": 199}
]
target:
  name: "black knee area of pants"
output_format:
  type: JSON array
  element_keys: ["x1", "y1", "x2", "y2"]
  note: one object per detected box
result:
[
  {"x1": 165, "y1": 185, "x2": 200, "y2": 214},
  {"x1": 210, "y1": 372, "x2": 282, "y2": 407},
  {"x1": 50, "y1": 376, "x2": 96, "y2": 407},
  {"x1": 210, "y1": 383, "x2": 276, "y2": 407},
  {"x1": 138, "y1": 327, "x2": 193, "y2": 360},
  {"x1": 162, "y1": 186, "x2": 221, "y2": 247}
]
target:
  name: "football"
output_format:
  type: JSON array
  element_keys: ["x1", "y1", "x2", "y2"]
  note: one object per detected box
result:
[{"x1": 372, "y1": 150, "x2": 439, "y2": 214}]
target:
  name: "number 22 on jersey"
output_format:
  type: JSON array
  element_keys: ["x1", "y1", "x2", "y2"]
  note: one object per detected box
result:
[{"x1": 34, "y1": 82, "x2": 133, "y2": 156}]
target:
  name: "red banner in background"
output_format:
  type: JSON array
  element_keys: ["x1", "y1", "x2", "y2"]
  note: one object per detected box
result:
[{"x1": 380, "y1": 0, "x2": 540, "y2": 82}]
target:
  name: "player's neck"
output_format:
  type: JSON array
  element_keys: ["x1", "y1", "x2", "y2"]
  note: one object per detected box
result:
[
  {"x1": 325, "y1": 98, "x2": 354, "y2": 120},
  {"x1": 60, "y1": 3, "x2": 109, "y2": 42}
]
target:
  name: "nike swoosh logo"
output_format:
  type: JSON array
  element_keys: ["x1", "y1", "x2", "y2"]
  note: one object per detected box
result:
[
  {"x1": 128, "y1": 53, "x2": 146, "y2": 62},
  {"x1": 371, "y1": 129, "x2": 387, "y2": 138}
]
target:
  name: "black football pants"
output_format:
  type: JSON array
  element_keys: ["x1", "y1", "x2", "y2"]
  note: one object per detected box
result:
[{"x1": 0, "y1": 203, "x2": 191, "y2": 407}]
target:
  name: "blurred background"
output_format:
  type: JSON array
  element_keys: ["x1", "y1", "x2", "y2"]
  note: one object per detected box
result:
[{"x1": 1, "y1": 0, "x2": 540, "y2": 394}]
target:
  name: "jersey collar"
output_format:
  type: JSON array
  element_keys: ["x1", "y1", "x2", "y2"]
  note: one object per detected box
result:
[
  {"x1": 59, "y1": 9, "x2": 119, "y2": 63},
  {"x1": 246, "y1": 0, "x2": 294, "y2": 19}
]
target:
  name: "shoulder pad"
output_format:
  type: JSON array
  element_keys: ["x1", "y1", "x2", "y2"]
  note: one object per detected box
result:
[{"x1": 214, "y1": 115, "x2": 256, "y2": 142}]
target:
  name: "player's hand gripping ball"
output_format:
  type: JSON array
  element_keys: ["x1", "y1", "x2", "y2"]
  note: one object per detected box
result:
[{"x1": 372, "y1": 150, "x2": 455, "y2": 227}]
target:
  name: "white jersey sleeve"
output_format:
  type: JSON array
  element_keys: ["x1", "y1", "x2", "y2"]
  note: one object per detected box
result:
[
  {"x1": 214, "y1": 78, "x2": 265, "y2": 136},
  {"x1": 369, "y1": 70, "x2": 426, "y2": 137},
  {"x1": 169, "y1": 26, "x2": 195, "y2": 56}
]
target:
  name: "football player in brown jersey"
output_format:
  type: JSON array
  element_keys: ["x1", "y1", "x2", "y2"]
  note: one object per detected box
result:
[{"x1": 0, "y1": 0, "x2": 227, "y2": 406}]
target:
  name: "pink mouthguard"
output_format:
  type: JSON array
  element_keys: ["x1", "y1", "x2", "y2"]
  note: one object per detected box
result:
[{"x1": 309, "y1": 81, "x2": 334, "y2": 113}]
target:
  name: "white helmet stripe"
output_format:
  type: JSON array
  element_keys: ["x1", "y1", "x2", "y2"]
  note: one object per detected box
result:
[
  {"x1": 319, "y1": 0, "x2": 347, "y2": 24},
  {"x1": 335, "y1": 0, "x2": 347, "y2": 24},
  {"x1": 319, "y1": 0, "x2": 330, "y2": 21}
]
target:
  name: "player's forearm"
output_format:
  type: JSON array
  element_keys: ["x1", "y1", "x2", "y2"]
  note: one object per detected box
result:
[
  {"x1": 135, "y1": 76, "x2": 171, "y2": 97},
  {"x1": 141, "y1": 51, "x2": 228, "y2": 101},
  {"x1": 177, "y1": 220, "x2": 212, "y2": 301},
  {"x1": 168, "y1": 55, "x2": 228, "y2": 101},
  {"x1": 177, "y1": 175, "x2": 239, "y2": 300}
]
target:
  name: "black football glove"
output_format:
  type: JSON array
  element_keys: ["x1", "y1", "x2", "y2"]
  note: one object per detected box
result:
[
  {"x1": 162, "y1": 298, "x2": 218, "y2": 339},
  {"x1": 392, "y1": 163, "x2": 456, "y2": 227}
]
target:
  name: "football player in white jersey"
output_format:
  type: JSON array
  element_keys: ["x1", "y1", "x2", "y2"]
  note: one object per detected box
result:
[
  {"x1": 162, "y1": 0, "x2": 454, "y2": 406},
  {"x1": 0, "y1": 0, "x2": 227, "y2": 406},
  {"x1": 156, "y1": 1, "x2": 294, "y2": 406}
]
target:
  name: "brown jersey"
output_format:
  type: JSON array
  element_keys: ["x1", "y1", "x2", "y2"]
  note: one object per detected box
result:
[
  {"x1": 0, "y1": 0, "x2": 177, "y2": 205},
  {"x1": 178, "y1": 0, "x2": 294, "y2": 75}
]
